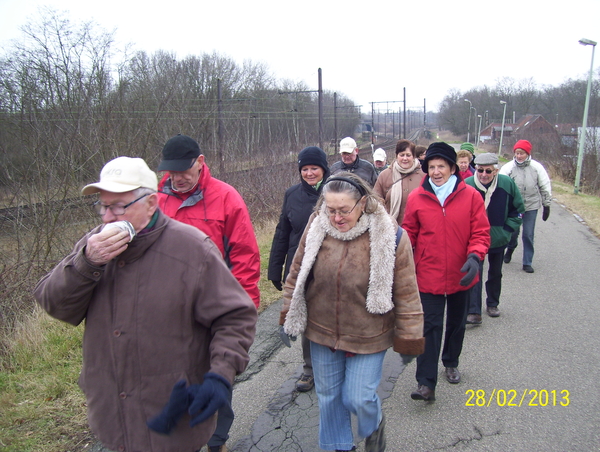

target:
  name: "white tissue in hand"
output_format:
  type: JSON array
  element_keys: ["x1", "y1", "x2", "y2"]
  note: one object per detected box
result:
[{"x1": 103, "y1": 221, "x2": 136, "y2": 242}]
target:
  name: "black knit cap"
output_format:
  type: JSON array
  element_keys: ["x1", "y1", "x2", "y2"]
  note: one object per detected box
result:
[
  {"x1": 422, "y1": 142, "x2": 457, "y2": 172},
  {"x1": 298, "y1": 146, "x2": 329, "y2": 172},
  {"x1": 158, "y1": 134, "x2": 201, "y2": 172}
]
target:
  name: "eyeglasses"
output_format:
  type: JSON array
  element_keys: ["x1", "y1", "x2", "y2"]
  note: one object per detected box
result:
[
  {"x1": 477, "y1": 168, "x2": 494, "y2": 174},
  {"x1": 93, "y1": 193, "x2": 150, "y2": 216},
  {"x1": 326, "y1": 198, "x2": 362, "y2": 218}
]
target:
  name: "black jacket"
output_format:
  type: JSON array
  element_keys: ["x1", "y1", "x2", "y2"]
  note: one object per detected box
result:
[
  {"x1": 330, "y1": 157, "x2": 378, "y2": 187},
  {"x1": 268, "y1": 171, "x2": 330, "y2": 283}
]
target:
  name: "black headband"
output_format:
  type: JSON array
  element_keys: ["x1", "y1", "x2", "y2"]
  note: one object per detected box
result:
[{"x1": 325, "y1": 176, "x2": 367, "y2": 197}]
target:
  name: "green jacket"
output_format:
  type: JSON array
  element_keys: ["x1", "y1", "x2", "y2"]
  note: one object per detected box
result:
[{"x1": 465, "y1": 174, "x2": 525, "y2": 250}]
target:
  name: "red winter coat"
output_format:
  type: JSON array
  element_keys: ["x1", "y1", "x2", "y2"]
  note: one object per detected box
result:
[
  {"x1": 402, "y1": 176, "x2": 490, "y2": 295},
  {"x1": 158, "y1": 163, "x2": 260, "y2": 307}
]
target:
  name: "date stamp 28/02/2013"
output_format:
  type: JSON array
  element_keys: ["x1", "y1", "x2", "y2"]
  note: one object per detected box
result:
[{"x1": 465, "y1": 389, "x2": 570, "y2": 407}]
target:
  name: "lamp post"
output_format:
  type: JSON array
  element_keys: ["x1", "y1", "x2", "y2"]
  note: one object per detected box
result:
[
  {"x1": 498, "y1": 100, "x2": 507, "y2": 155},
  {"x1": 472, "y1": 107, "x2": 477, "y2": 142},
  {"x1": 477, "y1": 114, "x2": 483, "y2": 147},
  {"x1": 464, "y1": 99, "x2": 472, "y2": 142},
  {"x1": 574, "y1": 38, "x2": 597, "y2": 195}
]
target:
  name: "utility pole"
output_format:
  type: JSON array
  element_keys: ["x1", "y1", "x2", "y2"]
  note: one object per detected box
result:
[
  {"x1": 403, "y1": 87, "x2": 407, "y2": 139},
  {"x1": 217, "y1": 78, "x2": 224, "y2": 174},
  {"x1": 318, "y1": 68, "x2": 323, "y2": 150},
  {"x1": 333, "y1": 92, "x2": 338, "y2": 152}
]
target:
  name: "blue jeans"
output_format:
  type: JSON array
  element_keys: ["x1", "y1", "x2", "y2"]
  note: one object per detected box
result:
[
  {"x1": 310, "y1": 341, "x2": 385, "y2": 451},
  {"x1": 508, "y1": 209, "x2": 537, "y2": 266}
]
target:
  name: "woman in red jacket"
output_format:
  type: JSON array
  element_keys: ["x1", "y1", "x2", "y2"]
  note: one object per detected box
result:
[{"x1": 402, "y1": 142, "x2": 490, "y2": 401}]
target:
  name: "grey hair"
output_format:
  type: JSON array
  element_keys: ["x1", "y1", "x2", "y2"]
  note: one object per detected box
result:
[{"x1": 316, "y1": 172, "x2": 381, "y2": 214}]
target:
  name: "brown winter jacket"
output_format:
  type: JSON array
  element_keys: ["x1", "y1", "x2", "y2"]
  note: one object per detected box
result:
[
  {"x1": 34, "y1": 210, "x2": 257, "y2": 452},
  {"x1": 279, "y1": 211, "x2": 425, "y2": 356},
  {"x1": 374, "y1": 164, "x2": 425, "y2": 225}
]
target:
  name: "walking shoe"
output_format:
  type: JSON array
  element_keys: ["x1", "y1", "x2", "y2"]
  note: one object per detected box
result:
[
  {"x1": 445, "y1": 367, "x2": 461, "y2": 384},
  {"x1": 503, "y1": 249, "x2": 513, "y2": 263},
  {"x1": 296, "y1": 373, "x2": 314, "y2": 392},
  {"x1": 466, "y1": 314, "x2": 482, "y2": 324},
  {"x1": 486, "y1": 306, "x2": 500, "y2": 317},
  {"x1": 523, "y1": 265, "x2": 534, "y2": 273},
  {"x1": 411, "y1": 385, "x2": 435, "y2": 401},
  {"x1": 364, "y1": 414, "x2": 386, "y2": 452},
  {"x1": 335, "y1": 448, "x2": 356, "y2": 451}
]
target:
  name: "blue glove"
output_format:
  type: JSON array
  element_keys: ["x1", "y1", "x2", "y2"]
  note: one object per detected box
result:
[
  {"x1": 400, "y1": 354, "x2": 416, "y2": 365},
  {"x1": 188, "y1": 373, "x2": 231, "y2": 427},
  {"x1": 460, "y1": 253, "x2": 480, "y2": 286},
  {"x1": 279, "y1": 325, "x2": 297, "y2": 348},
  {"x1": 147, "y1": 380, "x2": 190, "y2": 434}
]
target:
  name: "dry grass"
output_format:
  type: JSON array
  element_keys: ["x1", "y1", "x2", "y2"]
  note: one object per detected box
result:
[{"x1": 550, "y1": 178, "x2": 600, "y2": 237}]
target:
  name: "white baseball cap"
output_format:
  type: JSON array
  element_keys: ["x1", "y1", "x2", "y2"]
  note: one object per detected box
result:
[
  {"x1": 339, "y1": 137, "x2": 357, "y2": 154},
  {"x1": 82, "y1": 157, "x2": 158, "y2": 195},
  {"x1": 373, "y1": 148, "x2": 387, "y2": 162}
]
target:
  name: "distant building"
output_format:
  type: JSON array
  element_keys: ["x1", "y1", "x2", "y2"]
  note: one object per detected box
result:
[{"x1": 480, "y1": 114, "x2": 561, "y2": 156}]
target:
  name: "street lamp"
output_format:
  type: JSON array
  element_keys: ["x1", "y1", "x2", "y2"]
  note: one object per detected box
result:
[
  {"x1": 498, "y1": 100, "x2": 507, "y2": 155},
  {"x1": 574, "y1": 38, "x2": 597, "y2": 194},
  {"x1": 472, "y1": 107, "x2": 477, "y2": 142},
  {"x1": 464, "y1": 99, "x2": 472, "y2": 142},
  {"x1": 477, "y1": 114, "x2": 483, "y2": 147}
]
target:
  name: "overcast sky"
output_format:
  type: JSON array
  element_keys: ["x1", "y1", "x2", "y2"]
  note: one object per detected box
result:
[{"x1": 1, "y1": 0, "x2": 599, "y2": 112}]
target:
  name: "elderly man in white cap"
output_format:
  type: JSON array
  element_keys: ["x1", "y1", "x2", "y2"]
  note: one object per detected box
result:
[
  {"x1": 330, "y1": 136, "x2": 378, "y2": 186},
  {"x1": 372, "y1": 148, "x2": 389, "y2": 175},
  {"x1": 464, "y1": 153, "x2": 525, "y2": 324},
  {"x1": 34, "y1": 156, "x2": 257, "y2": 452}
]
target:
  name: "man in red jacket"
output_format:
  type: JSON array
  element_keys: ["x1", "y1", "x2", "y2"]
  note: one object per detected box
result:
[{"x1": 157, "y1": 134, "x2": 260, "y2": 452}]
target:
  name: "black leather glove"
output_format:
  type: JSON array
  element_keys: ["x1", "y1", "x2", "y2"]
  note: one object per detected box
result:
[
  {"x1": 460, "y1": 253, "x2": 480, "y2": 286},
  {"x1": 271, "y1": 280, "x2": 283, "y2": 291},
  {"x1": 188, "y1": 373, "x2": 231, "y2": 427},
  {"x1": 400, "y1": 354, "x2": 416, "y2": 365},
  {"x1": 147, "y1": 380, "x2": 190, "y2": 434},
  {"x1": 542, "y1": 206, "x2": 550, "y2": 221},
  {"x1": 279, "y1": 325, "x2": 297, "y2": 348}
]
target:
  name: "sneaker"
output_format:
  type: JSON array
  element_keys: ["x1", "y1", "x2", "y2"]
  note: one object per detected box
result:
[
  {"x1": 523, "y1": 265, "x2": 534, "y2": 273},
  {"x1": 503, "y1": 249, "x2": 513, "y2": 264},
  {"x1": 365, "y1": 414, "x2": 386, "y2": 452},
  {"x1": 486, "y1": 306, "x2": 500, "y2": 317},
  {"x1": 296, "y1": 373, "x2": 314, "y2": 392},
  {"x1": 466, "y1": 314, "x2": 482, "y2": 324}
]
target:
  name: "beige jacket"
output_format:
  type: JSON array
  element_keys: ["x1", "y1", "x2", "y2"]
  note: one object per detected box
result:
[{"x1": 280, "y1": 206, "x2": 424, "y2": 356}]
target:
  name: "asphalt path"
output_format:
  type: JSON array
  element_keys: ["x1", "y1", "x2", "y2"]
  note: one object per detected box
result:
[{"x1": 91, "y1": 199, "x2": 600, "y2": 451}]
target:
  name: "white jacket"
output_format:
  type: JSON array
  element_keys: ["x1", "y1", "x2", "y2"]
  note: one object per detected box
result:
[{"x1": 499, "y1": 157, "x2": 551, "y2": 211}]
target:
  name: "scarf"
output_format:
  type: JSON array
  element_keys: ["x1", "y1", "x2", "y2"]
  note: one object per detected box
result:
[
  {"x1": 283, "y1": 202, "x2": 397, "y2": 337},
  {"x1": 473, "y1": 174, "x2": 499, "y2": 209},
  {"x1": 389, "y1": 160, "x2": 420, "y2": 219},
  {"x1": 515, "y1": 156, "x2": 531, "y2": 168},
  {"x1": 431, "y1": 174, "x2": 457, "y2": 206}
]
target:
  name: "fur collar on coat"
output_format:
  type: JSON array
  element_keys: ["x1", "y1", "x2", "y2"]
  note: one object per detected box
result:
[{"x1": 284, "y1": 202, "x2": 397, "y2": 337}]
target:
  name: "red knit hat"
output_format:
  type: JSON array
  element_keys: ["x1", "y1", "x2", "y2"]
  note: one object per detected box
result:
[{"x1": 514, "y1": 140, "x2": 532, "y2": 154}]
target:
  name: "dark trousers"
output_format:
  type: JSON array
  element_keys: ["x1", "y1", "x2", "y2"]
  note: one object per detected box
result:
[
  {"x1": 302, "y1": 334, "x2": 313, "y2": 376},
  {"x1": 416, "y1": 291, "x2": 469, "y2": 390},
  {"x1": 206, "y1": 386, "x2": 234, "y2": 448},
  {"x1": 468, "y1": 249, "x2": 505, "y2": 314}
]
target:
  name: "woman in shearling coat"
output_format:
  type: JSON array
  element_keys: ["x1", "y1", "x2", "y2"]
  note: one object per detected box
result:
[{"x1": 279, "y1": 172, "x2": 424, "y2": 452}]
